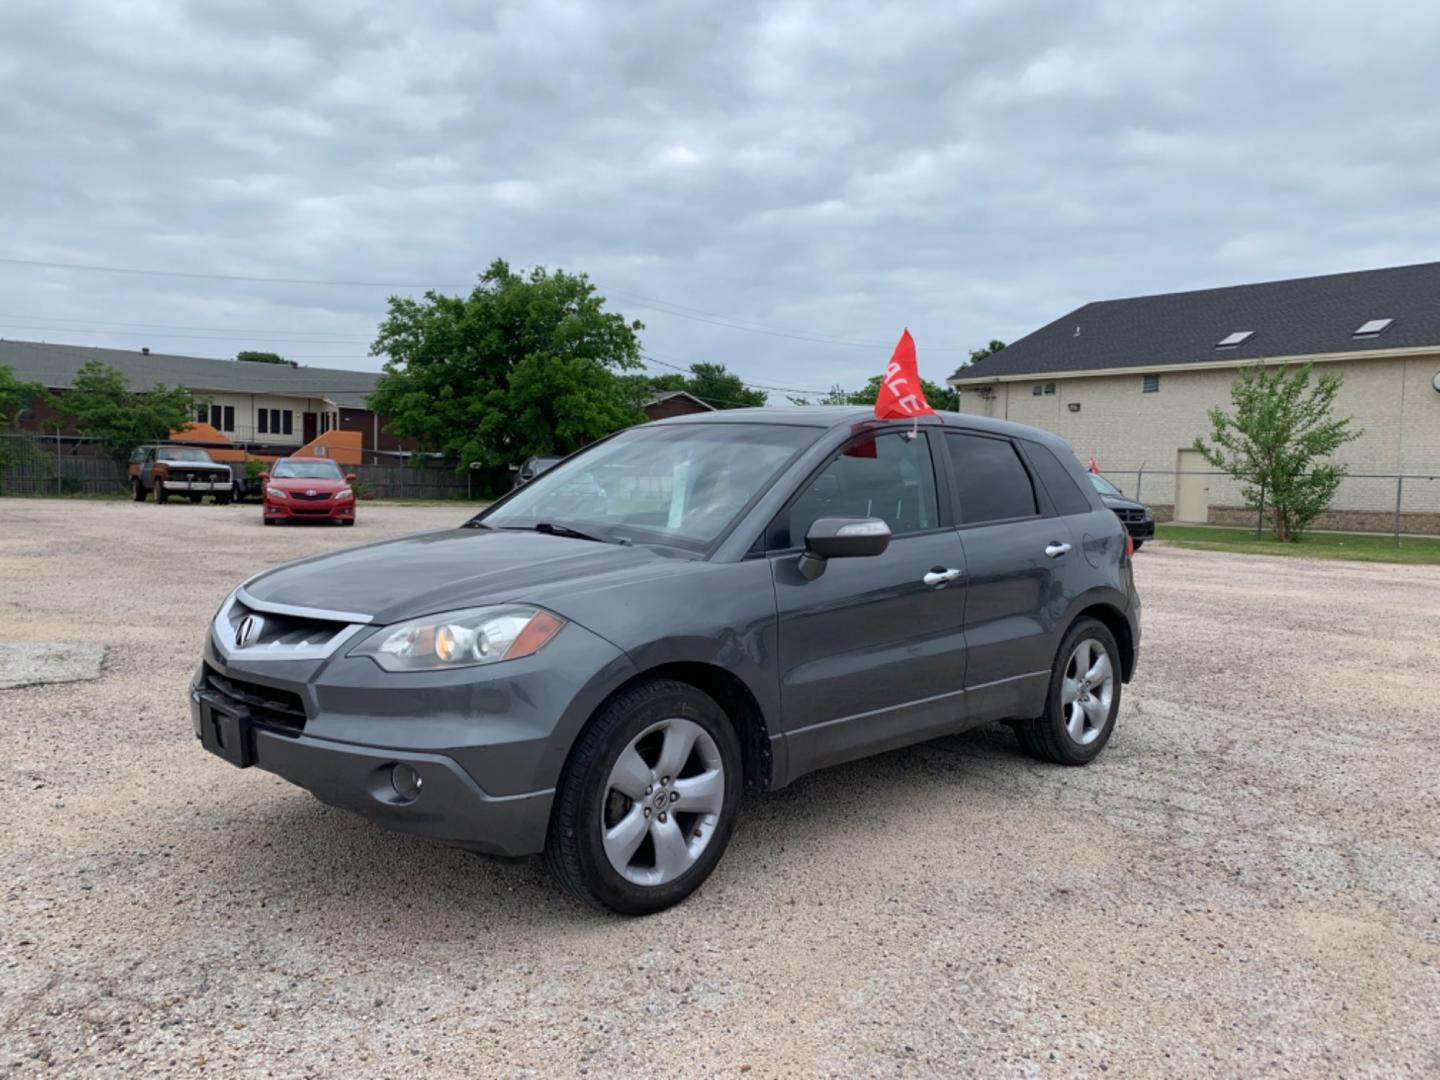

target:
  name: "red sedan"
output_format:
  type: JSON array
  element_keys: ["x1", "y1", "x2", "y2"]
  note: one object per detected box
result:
[{"x1": 261, "y1": 457, "x2": 357, "y2": 526}]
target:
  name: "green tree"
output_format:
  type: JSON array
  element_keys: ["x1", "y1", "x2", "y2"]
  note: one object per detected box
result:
[
  {"x1": 967, "y1": 339, "x2": 1006, "y2": 365},
  {"x1": 680, "y1": 363, "x2": 766, "y2": 409},
  {"x1": 51, "y1": 361, "x2": 197, "y2": 466},
  {"x1": 1193, "y1": 363, "x2": 1360, "y2": 542},
  {"x1": 368, "y1": 259, "x2": 645, "y2": 467},
  {"x1": 845, "y1": 374, "x2": 958, "y2": 410},
  {"x1": 0, "y1": 363, "x2": 47, "y2": 480},
  {"x1": 236, "y1": 350, "x2": 289, "y2": 365}
]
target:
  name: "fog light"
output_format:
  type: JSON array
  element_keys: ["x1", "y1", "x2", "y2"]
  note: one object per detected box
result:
[{"x1": 390, "y1": 763, "x2": 423, "y2": 801}]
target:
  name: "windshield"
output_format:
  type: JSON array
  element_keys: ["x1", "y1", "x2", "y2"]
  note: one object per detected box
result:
[
  {"x1": 480, "y1": 423, "x2": 816, "y2": 550},
  {"x1": 1087, "y1": 472, "x2": 1122, "y2": 497},
  {"x1": 160, "y1": 447, "x2": 215, "y2": 463},
  {"x1": 273, "y1": 459, "x2": 344, "y2": 480}
]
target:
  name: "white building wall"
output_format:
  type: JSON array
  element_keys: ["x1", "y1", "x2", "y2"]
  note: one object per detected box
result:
[
  {"x1": 189, "y1": 390, "x2": 339, "y2": 446},
  {"x1": 955, "y1": 353, "x2": 1440, "y2": 520}
]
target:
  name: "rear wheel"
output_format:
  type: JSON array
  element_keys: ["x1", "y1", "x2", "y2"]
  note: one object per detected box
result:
[
  {"x1": 1015, "y1": 617, "x2": 1121, "y2": 766},
  {"x1": 131, "y1": 478, "x2": 145, "y2": 502},
  {"x1": 216, "y1": 493, "x2": 232, "y2": 506},
  {"x1": 546, "y1": 679, "x2": 742, "y2": 915}
]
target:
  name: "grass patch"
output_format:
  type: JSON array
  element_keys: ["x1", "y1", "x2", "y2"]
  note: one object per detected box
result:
[{"x1": 1156, "y1": 523, "x2": 1440, "y2": 565}]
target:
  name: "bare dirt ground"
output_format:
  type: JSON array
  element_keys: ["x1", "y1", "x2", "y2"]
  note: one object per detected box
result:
[{"x1": 2, "y1": 499, "x2": 1437, "y2": 1077}]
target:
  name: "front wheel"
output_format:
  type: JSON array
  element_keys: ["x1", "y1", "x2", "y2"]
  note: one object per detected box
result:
[
  {"x1": 545, "y1": 679, "x2": 742, "y2": 915},
  {"x1": 1015, "y1": 617, "x2": 1121, "y2": 766},
  {"x1": 1132, "y1": 539, "x2": 1144, "y2": 551},
  {"x1": 131, "y1": 478, "x2": 146, "y2": 502},
  {"x1": 154, "y1": 481, "x2": 169, "y2": 504}
]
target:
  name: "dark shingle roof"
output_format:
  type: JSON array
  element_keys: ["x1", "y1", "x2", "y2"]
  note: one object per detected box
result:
[
  {"x1": 953, "y1": 261, "x2": 1440, "y2": 382},
  {"x1": 0, "y1": 340, "x2": 381, "y2": 407}
]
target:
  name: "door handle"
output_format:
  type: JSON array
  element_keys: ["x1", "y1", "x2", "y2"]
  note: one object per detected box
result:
[
  {"x1": 922, "y1": 567, "x2": 963, "y2": 588},
  {"x1": 1044, "y1": 542, "x2": 1072, "y2": 558}
]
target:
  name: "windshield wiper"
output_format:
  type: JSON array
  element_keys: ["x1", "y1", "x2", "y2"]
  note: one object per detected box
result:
[{"x1": 501, "y1": 521, "x2": 617, "y2": 544}]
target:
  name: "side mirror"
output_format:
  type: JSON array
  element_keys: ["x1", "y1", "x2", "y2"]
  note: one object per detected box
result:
[
  {"x1": 798, "y1": 517, "x2": 891, "y2": 580},
  {"x1": 258, "y1": 472, "x2": 270, "y2": 483},
  {"x1": 345, "y1": 473, "x2": 356, "y2": 483}
]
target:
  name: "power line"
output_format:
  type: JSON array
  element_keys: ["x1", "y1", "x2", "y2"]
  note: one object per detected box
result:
[
  {"x1": 640, "y1": 352, "x2": 831, "y2": 397},
  {"x1": 0, "y1": 254, "x2": 972, "y2": 352}
]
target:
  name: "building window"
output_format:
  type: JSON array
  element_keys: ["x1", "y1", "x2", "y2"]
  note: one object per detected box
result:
[
  {"x1": 1142, "y1": 374, "x2": 1161, "y2": 393},
  {"x1": 223, "y1": 405, "x2": 235, "y2": 432},
  {"x1": 210, "y1": 404, "x2": 222, "y2": 428},
  {"x1": 197, "y1": 404, "x2": 208, "y2": 424},
  {"x1": 282, "y1": 410, "x2": 293, "y2": 436},
  {"x1": 268, "y1": 408, "x2": 281, "y2": 434},
  {"x1": 1043, "y1": 383, "x2": 1056, "y2": 395},
  {"x1": 1032, "y1": 385, "x2": 1043, "y2": 396},
  {"x1": 258, "y1": 409, "x2": 268, "y2": 435}
]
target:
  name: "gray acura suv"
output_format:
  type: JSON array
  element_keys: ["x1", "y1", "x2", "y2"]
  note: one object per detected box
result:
[{"x1": 193, "y1": 408, "x2": 1140, "y2": 914}]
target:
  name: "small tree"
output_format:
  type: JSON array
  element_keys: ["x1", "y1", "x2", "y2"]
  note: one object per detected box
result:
[
  {"x1": 1193, "y1": 363, "x2": 1360, "y2": 542},
  {"x1": 967, "y1": 339, "x2": 1006, "y2": 365},
  {"x1": 52, "y1": 361, "x2": 198, "y2": 467},
  {"x1": 237, "y1": 350, "x2": 290, "y2": 365},
  {"x1": 0, "y1": 363, "x2": 48, "y2": 482}
]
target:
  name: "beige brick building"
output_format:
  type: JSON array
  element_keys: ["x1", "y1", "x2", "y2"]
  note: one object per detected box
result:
[{"x1": 949, "y1": 263, "x2": 1440, "y2": 533}]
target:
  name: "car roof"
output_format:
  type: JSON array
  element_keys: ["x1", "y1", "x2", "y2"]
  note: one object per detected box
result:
[{"x1": 648, "y1": 405, "x2": 1074, "y2": 448}]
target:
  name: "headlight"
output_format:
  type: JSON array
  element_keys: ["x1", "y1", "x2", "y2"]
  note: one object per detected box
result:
[
  {"x1": 267, "y1": 486, "x2": 288, "y2": 499},
  {"x1": 350, "y1": 604, "x2": 565, "y2": 672},
  {"x1": 334, "y1": 488, "x2": 353, "y2": 501}
]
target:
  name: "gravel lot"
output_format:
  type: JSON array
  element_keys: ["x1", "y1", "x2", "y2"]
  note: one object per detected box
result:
[{"x1": 2, "y1": 499, "x2": 1438, "y2": 1077}]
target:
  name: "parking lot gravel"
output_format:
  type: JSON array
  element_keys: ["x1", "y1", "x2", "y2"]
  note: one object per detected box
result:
[{"x1": 2, "y1": 499, "x2": 1438, "y2": 1077}]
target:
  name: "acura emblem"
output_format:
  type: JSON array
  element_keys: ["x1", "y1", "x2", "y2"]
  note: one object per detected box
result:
[{"x1": 235, "y1": 614, "x2": 263, "y2": 648}]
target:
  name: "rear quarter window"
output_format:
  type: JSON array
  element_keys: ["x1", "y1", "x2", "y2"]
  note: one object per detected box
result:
[
  {"x1": 945, "y1": 432, "x2": 1038, "y2": 524},
  {"x1": 1022, "y1": 442, "x2": 1095, "y2": 516}
]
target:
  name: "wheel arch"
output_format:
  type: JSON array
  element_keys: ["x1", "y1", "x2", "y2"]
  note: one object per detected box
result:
[
  {"x1": 1072, "y1": 601, "x2": 1136, "y2": 682},
  {"x1": 584, "y1": 662, "x2": 775, "y2": 793}
]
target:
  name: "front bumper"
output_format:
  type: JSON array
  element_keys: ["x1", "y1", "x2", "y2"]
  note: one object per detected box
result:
[
  {"x1": 191, "y1": 613, "x2": 635, "y2": 857},
  {"x1": 1125, "y1": 519, "x2": 1155, "y2": 542},
  {"x1": 264, "y1": 498, "x2": 354, "y2": 521},
  {"x1": 165, "y1": 479, "x2": 231, "y2": 492},
  {"x1": 191, "y1": 688, "x2": 552, "y2": 856}
]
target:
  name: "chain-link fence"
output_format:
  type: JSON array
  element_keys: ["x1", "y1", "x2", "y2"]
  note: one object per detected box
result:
[
  {"x1": 1097, "y1": 466, "x2": 1440, "y2": 545},
  {"x1": 0, "y1": 434, "x2": 480, "y2": 501}
]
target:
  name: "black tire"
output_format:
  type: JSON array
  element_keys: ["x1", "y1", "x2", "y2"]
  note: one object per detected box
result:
[
  {"x1": 341, "y1": 518, "x2": 355, "y2": 527},
  {"x1": 1015, "y1": 617, "x2": 1121, "y2": 766},
  {"x1": 231, "y1": 482, "x2": 244, "y2": 503},
  {"x1": 131, "y1": 478, "x2": 145, "y2": 502},
  {"x1": 545, "y1": 678, "x2": 742, "y2": 915},
  {"x1": 1132, "y1": 539, "x2": 1144, "y2": 551},
  {"x1": 189, "y1": 494, "x2": 202, "y2": 504},
  {"x1": 263, "y1": 516, "x2": 276, "y2": 526},
  {"x1": 154, "y1": 481, "x2": 169, "y2": 505},
  {"x1": 216, "y1": 494, "x2": 232, "y2": 506}
]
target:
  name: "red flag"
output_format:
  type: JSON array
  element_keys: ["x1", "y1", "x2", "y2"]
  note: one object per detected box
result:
[{"x1": 873, "y1": 329, "x2": 937, "y2": 421}]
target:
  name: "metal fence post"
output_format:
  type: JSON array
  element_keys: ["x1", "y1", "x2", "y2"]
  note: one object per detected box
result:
[
  {"x1": 1135, "y1": 466, "x2": 1144, "y2": 503},
  {"x1": 55, "y1": 428, "x2": 62, "y2": 496},
  {"x1": 1393, "y1": 476, "x2": 1404, "y2": 549}
]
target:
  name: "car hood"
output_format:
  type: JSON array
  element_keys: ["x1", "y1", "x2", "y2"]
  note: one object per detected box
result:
[
  {"x1": 1101, "y1": 493, "x2": 1148, "y2": 513},
  {"x1": 160, "y1": 457, "x2": 227, "y2": 470},
  {"x1": 268, "y1": 476, "x2": 346, "y2": 492},
  {"x1": 241, "y1": 528, "x2": 700, "y2": 625}
]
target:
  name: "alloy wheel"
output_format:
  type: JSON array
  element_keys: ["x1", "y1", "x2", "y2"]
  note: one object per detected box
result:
[
  {"x1": 600, "y1": 717, "x2": 725, "y2": 887},
  {"x1": 1061, "y1": 638, "x2": 1114, "y2": 745}
]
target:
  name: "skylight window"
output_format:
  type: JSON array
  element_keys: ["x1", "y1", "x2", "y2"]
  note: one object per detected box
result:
[
  {"x1": 1216, "y1": 331, "x2": 1253, "y2": 348},
  {"x1": 1353, "y1": 318, "x2": 1394, "y2": 338}
]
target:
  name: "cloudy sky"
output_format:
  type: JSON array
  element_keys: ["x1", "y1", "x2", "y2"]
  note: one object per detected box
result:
[{"x1": 2, "y1": 0, "x2": 1438, "y2": 399}]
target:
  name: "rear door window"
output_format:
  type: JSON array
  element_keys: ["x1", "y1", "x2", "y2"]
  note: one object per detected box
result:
[
  {"x1": 945, "y1": 432, "x2": 1038, "y2": 525},
  {"x1": 774, "y1": 431, "x2": 939, "y2": 549},
  {"x1": 1021, "y1": 442, "x2": 1094, "y2": 516}
]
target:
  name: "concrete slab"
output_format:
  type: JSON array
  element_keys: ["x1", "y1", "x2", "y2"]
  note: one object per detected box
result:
[{"x1": 0, "y1": 642, "x2": 106, "y2": 690}]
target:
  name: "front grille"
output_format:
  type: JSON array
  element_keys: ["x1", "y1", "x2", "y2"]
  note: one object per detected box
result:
[
  {"x1": 291, "y1": 491, "x2": 330, "y2": 501},
  {"x1": 204, "y1": 664, "x2": 307, "y2": 731},
  {"x1": 219, "y1": 600, "x2": 351, "y2": 652},
  {"x1": 1115, "y1": 508, "x2": 1146, "y2": 523}
]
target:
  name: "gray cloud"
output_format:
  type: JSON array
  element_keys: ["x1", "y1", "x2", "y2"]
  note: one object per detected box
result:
[{"x1": 2, "y1": 0, "x2": 1437, "y2": 395}]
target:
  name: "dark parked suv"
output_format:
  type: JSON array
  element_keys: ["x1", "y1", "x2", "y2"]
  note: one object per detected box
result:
[{"x1": 193, "y1": 409, "x2": 1140, "y2": 914}]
